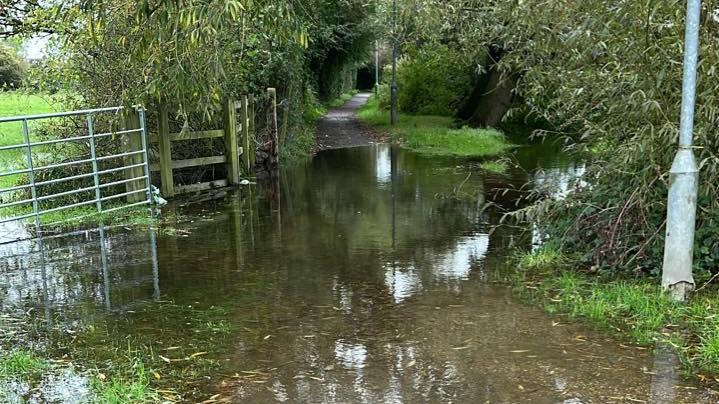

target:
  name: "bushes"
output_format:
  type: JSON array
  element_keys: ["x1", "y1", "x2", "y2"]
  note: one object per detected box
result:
[
  {"x1": 419, "y1": 0, "x2": 719, "y2": 279},
  {"x1": 0, "y1": 45, "x2": 27, "y2": 89},
  {"x1": 395, "y1": 44, "x2": 473, "y2": 116},
  {"x1": 376, "y1": 44, "x2": 473, "y2": 117}
]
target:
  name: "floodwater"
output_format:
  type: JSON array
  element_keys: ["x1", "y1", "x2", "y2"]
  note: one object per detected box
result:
[{"x1": 1, "y1": 142, "x2": 716, "y2": 403}]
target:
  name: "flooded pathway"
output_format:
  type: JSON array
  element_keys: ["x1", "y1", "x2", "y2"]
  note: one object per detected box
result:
[
  {"x1": 1, "y1": 144, "x2": 717, "y2": 402},
  {"x1": 315, "y1": 93, "x2": 382, "y2": 150}
]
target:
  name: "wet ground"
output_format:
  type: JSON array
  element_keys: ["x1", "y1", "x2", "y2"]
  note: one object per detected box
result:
[
  {"x1": 314, "y1": 93, "x2": 384, "y2": 151},
  {"x1": 1, "y1": 142, "x2": 717, "y2": 403}
]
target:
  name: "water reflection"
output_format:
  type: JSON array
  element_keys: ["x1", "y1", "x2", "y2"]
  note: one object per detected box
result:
[
  {"x1": 0, "y1": 144, "x2": 715, "y2": 403},
  {"x1": 0, "y1": 224, "x2": 161, "y2": 326}
]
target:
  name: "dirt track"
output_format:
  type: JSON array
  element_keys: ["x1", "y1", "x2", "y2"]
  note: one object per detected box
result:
[{"x1": 314, "y1": 92, "x2": 384, "y2": 151}]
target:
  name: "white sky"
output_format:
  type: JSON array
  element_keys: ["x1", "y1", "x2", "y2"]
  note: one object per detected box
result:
[{"x1": 21, "y1": 36, "x2": 50, "y2": 60}]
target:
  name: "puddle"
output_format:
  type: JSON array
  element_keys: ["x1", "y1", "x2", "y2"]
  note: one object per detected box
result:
[{"x1": 1, "y1": 144, "x2": 716, "y2": 402}]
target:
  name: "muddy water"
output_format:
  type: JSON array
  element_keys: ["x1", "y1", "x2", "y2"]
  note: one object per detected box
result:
[{"x1": 1, "y1": 144, "x2": 716, "y2": 403}]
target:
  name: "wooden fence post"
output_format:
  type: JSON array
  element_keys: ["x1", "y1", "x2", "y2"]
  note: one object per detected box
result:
[
  {"x1": 123, "y1": 109, "x2": 145, "y2": 203},
  {"x1": 241, "y1": 95, "x2": 251, "y2": 173},
  {"x1": 224, "y1": 99, "x2": 240, "y2": 185},
  {"x1": 248, "y1": 94, "x2": 256, "y2": 168},
  {"x1": 157, "y1": 103, "x2": 175, "y2": 198},
  {"x1": 267, "y1": 88, "x2": 279, "y2": 161}
]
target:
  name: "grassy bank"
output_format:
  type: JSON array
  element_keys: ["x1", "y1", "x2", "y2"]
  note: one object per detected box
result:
[
  {"x1": 505, "y1": 247, "x2": 719, "y2": 376},
  {"x1": 357, "y1": 95, "x2": 511, "y2": 159}
]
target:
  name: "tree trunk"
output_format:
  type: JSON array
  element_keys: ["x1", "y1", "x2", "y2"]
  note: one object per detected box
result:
[{"x1": 456, "y1": 47, "x2": 516, "y2": 128}]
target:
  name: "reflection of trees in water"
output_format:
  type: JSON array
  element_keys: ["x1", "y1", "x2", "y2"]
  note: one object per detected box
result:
[{"x1": 0, "y1": 145, "x2": 705, "y2": 402}]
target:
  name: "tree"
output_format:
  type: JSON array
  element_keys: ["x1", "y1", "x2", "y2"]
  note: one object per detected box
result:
[{"x1": 0, "y1": 43, "x2": 27, "y2": 88}]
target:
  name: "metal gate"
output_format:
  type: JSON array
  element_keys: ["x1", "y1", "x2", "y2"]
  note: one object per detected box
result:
[{"x1": 0, "y1": 106, "x2": 153, "y2": 229}]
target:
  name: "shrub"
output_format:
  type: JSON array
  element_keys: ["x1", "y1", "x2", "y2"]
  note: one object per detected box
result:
[
  {"x1": 0, "y1": 45, "x2": 27, "y2": 89},
  {"x1": 394, "y1": 44, "x2": 473, "y2": 116}
]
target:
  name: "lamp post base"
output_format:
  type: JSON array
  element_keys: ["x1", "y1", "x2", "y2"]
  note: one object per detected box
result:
[{"x1": 661, "y1": 148, "x2": 698, "y2": 302}]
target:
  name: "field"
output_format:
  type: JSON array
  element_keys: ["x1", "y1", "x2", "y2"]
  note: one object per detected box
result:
[{"x1": 0, "y1": 92, "x2": 56, "y2": 189}]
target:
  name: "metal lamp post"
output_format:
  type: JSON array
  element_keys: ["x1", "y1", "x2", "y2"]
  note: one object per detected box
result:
[
  {"x1": 661, "y1": 0, "x2": 702, "y2": 302},
  {"x1": 390, "y1": 0, "x2": 399, "y2": 125}
]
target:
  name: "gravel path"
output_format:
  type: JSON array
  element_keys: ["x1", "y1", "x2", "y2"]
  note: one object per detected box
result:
[{"x1": 315, "y1": 92, "x2": 385, "y2": 151}]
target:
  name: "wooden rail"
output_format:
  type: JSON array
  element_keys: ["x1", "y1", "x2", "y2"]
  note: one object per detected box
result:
[{"x1": 151, "y1": 96, "x2": 258, "y2": 198}]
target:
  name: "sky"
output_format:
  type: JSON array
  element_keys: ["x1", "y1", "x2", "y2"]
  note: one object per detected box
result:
[{"x1": 21, "y1": 36, "x2": 50, "y2": 60}]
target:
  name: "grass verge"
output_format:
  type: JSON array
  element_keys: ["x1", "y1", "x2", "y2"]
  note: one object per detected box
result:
[
  {"x1": 357, "y1": 95, "x2": 511, "y2": 158},
  {"x1": 505, "y1": 246, "x2": 719, "y2": 376}
]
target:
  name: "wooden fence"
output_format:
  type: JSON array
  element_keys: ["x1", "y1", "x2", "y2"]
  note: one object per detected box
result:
[{"x1": 149, "y1": 95, "x2": 259, "y2": 198}]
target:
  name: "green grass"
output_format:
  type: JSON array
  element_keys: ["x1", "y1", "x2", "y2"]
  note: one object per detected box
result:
[
  {"x1": 0, "y1": 92, "x2": 55, "y2": 144},
  {"x1": 0, "y1": 196, "x2": 155, "y2": 231},
  {"x1": 0, "y1": 351, "x2": 48, "y2": 378},
  {"x1": 357, "y1": 95, "x2": 512, "y2": 158},
  {"x1": 0, "y1": 350, "x2": 157, "y2": 403},
  {"x1": 506, "y1": 247, "x2": 719, "y2": 375},
  {"x1": 0, "y1": 91, "x2": 56, "y2": 190},
  {"x1": 92, "y1": 361, "x2": 157, "y2": 403},
  {"x1": 479, "y1": 160, "x2": 509, "y2": 174}
]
